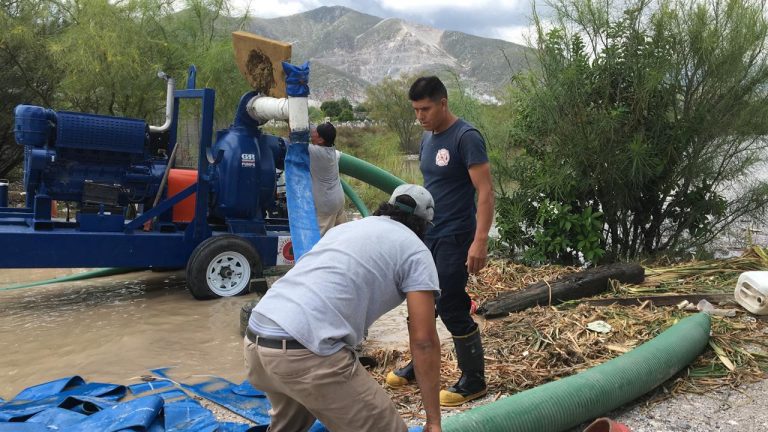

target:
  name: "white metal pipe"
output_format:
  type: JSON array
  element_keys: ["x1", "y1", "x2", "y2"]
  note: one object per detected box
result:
[
  {"x1": 149, "y1": 78, "x2": 175, "y2": 133},
  {"x1": 246, "y1": 95, "x2": 289, "y2": 124}
]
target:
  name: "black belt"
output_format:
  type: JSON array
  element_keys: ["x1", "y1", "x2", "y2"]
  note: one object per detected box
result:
[{"x1": 246, "y1": 327, "x2": 306, "y2": 350}]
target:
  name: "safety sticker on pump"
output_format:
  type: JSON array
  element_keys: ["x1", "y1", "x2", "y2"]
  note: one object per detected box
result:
[{"x1": 276, "y1": 236, "x2": 294, "y2": 265}]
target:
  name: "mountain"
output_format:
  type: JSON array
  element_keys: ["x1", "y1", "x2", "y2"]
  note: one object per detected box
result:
[{"x1": 244, "y1": 6, "x2": 532, "y2": 102}]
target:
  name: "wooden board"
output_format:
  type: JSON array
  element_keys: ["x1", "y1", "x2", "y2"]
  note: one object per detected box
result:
[{"x1": 232, "y1": 31, "x2": 292, "y2": 98}]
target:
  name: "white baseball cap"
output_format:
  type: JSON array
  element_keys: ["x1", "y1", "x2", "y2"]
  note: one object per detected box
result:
[{"x1": 388, "y1": 184, "x2": 435, "y2": 222}]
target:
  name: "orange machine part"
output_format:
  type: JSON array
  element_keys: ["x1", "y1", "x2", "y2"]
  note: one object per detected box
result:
[{"x1": 167, "y1": 169, "x2": 198, "y2": 223}]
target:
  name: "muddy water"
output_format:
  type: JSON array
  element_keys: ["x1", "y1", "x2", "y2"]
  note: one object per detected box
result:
[
  {"x1": 0, "y1": 269, "x2": 249, "y2": 399},
  {"x1": 0, "y1": 269, "x2": 449, "y2": 399}
]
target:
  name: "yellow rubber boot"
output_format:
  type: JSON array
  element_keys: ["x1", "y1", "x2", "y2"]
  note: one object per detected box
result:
[
  {"x1": 439, "y1": 372, "x2": 488, "y2": 406},
  {"x1": 385, "y1": 361, "x2": 415, "y2": 388},
  {"x1": 440, "y1": 329, "x2": 487, "y2": 406}
]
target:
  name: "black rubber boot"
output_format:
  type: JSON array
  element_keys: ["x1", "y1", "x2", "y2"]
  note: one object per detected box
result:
[{"x1": 440, "y1": 329, "x2": 487, "y2": 406}]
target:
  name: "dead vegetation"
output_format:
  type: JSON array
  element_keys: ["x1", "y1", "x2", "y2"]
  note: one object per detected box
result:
[{"x1": 364, "y1": 247, "x2": 768, "y2": 421}]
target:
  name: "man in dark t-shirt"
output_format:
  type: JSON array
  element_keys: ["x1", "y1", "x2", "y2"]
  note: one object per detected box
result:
[{"x1": 386, "y1": 76, "x2": 495, "y2": 407}]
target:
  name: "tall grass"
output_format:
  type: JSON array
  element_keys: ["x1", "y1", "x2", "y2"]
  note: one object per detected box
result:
[
  {"x1": 335, "y1": 125, "x2": 423, "y2": 211},
  {"x1": 262, "y1": 123, "x2": 423, "y2": 212}
]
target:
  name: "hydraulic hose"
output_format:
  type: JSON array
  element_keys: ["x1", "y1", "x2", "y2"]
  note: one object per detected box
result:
[{"x1": 443, "y1": 313, "x2": 711, "y2": 432}]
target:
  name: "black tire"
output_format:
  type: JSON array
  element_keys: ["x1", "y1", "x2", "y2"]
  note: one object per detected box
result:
[
  {"x1": 239, "y1": 296, "x2": 262, "y2": 336},
  {"x1": 186, "y1": 235, "x2": 262, "y2": 300}
]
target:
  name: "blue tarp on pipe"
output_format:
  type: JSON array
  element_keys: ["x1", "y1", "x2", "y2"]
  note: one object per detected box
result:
[{"x1": 285, "y1": 142, "x2": 321, "y2": 261}]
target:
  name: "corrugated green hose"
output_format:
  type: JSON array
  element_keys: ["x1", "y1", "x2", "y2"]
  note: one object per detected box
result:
[
  {"x1": 444, "y1": 313, "x2": 711, "y2": 432},
  {"x1": 338, "y1": 153, "x2": 405, "y2": 195},
  {"x1": 340, "y1": 178, "x2": 369, "y2": 217}
]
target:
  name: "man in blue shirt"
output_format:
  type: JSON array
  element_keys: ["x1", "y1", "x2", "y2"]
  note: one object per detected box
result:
[{"x1": 386, "y1": 76, "x2": 494, "y2": 407}]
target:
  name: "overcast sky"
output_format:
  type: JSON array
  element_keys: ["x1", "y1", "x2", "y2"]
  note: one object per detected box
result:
[{"x1": 231, "y1": 0, "x2": 541, "y2": 45}]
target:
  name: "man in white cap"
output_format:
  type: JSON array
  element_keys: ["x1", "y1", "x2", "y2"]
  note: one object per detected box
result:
[{"x1": 244, "y1": 184, "x2": 442, "y2": 432}]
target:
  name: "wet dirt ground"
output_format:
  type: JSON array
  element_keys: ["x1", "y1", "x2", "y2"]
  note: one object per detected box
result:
[
  {"x1": 2, "y1": 269, "x2": 766, "y2": 431},
  {"x1": 0, "y1": 269, "x2": 252, "y2": 399},
  {"x1": 0, "y1": 268, "x2": 450, "y2": 400}
]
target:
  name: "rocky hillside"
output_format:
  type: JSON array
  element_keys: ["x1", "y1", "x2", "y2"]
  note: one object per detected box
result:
[{"x1": 244, "y1": 6, "x2": 533, "y2": 102}]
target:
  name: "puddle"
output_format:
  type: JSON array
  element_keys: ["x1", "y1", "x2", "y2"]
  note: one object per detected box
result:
[{"x1": 0, "y1": 269, "x2": 451, "y2": 398}]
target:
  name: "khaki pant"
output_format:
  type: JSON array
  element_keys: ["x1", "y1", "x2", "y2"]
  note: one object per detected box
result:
[
  {"x1": 316, "y1": 206, "x2": 347, "y2": 236},
  {"x1": 244, "y1": 336, "x2": 407, "y2": 432}
]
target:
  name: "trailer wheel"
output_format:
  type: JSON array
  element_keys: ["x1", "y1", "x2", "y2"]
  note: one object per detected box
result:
[{"x1": 186, "y1": 235, "x2": 262, "y2": 300}]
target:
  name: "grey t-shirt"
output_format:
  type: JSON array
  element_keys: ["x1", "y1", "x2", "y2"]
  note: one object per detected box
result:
[
  {"x1": 308, "y1": 144, "x2": 345, "y2": 216},
  {"x1": 250, "y1": 216, "x2": 440, "y2": 356}
]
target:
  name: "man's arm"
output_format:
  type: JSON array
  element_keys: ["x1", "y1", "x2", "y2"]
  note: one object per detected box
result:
[
  {"x1": 406, "y1": 290, "x2": 442, "y2": 432},
  {"x1": 467, "y1": 162, "x2": 494, "y2": 274}
]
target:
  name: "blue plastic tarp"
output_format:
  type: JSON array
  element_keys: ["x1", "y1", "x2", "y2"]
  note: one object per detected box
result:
[
  {"x1": 1, "y1": 375, "x2": 254, "y2": 432},
  {"x1": 67, "y1": 394, "x2": 163, "y2": 432},
  {"x1": 12, "y1": 376, "x2": 85, "y2": 401},
  {"x1": 2, "y1": 372, "x2": 427, "y2": 432},
  {"x1": 128, "y1": 380, "x2": 176, "y2": 395},
  {"x1": 151, "y1": 368, "x2": 271, "y2": 426},
  {"x1": 26, "y1": 407, "x2": 86, "y2": 428},
  {"x1": 0, "y1": 382, "x2": 125, "y2": 422}
]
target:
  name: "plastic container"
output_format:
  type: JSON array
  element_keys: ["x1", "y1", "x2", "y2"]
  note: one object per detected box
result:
[
  {"x1": 734, "y1": 271, "x2": 768, "y2": 315},
  {"x1": 0, "y1": 179, "x2": 8, "y2": 207},
  {"x1": 167, "y1": 169, "x2": 198, "y2": 223}
]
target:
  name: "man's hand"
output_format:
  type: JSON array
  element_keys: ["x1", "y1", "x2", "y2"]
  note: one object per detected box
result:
[
  {"x1": 466, "y1": 237, "x2": 488, "y2": 274},
  {"x1": 467, "y1": 162, "x2": 494, "y2": 275},
  {"x1": 423, "y1": 422, "x2": 442, "y2": 432}
]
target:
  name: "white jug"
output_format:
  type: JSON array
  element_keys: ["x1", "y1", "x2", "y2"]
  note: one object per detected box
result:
[{"x1": 734, "y1": 271, "x2": 768, "y2": 315}]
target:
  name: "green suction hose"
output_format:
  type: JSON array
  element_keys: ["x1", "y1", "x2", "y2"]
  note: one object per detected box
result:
[
  {"x1": 339, "y1": 153, "x2": 405, "y2": 195},
  {"x1": 0, "y1": 268, "x2": 140, "y2": 292},
  {"x1": 443, "y1": 313, "x2": 711, "y2": 432},
  {"x1": 340, "y1": 178, "x2": 369, "y2": 217}
]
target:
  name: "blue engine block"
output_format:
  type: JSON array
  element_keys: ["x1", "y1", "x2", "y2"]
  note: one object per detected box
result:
[{"x1": 14, "y1": 105, "x2": 166, "y2": 207}]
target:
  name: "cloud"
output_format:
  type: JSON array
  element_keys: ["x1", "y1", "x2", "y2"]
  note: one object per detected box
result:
[
  {"x1": 231, "y1": 0, "x2": 320, "y2": 18},
  {"x1": 493, "y1": 24, "x2": 538, "y2": 46},
  {"x1": 231, "y1": 0, "x2": 543, "y2": 44}
]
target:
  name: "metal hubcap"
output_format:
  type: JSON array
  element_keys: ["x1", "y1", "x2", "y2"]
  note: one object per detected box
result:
[{"x1": 206, "y1": 251, "x2": 250, "y2": 297}]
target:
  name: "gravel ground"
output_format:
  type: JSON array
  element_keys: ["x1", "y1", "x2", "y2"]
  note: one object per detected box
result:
[{"x1": 569, "y1": 377, "x2": 768, "y2": 431}]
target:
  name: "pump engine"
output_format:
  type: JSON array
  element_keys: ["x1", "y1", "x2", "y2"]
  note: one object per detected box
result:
[{"x1": 13, "y1": 97, "x2": 286, "y2": 233}]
